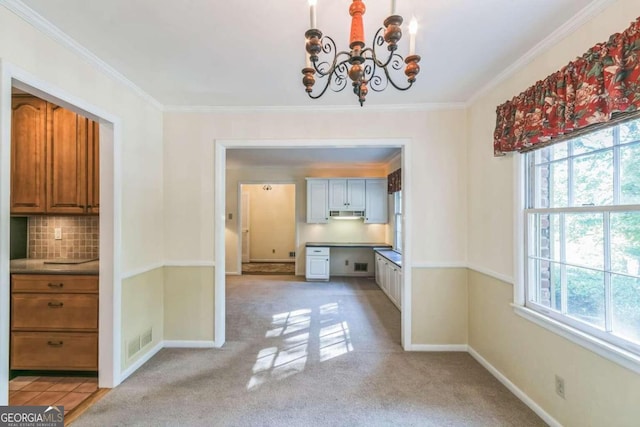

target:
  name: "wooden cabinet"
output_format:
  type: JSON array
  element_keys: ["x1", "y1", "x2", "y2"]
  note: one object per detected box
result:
[
  {"x1": 328, "y1": 179, "x2": 366, "y2": 211},
  {"x1": 364, "y1": 179, "x2": 388, "y2": 224},
  {"x1": 10, "y1": 274, "x2": 98, "y2": 371},
  {"x1": 11, "y1": 96, "x2": 47, "y2": 214},
  {"x1": 11, "y1": 95, "x2": 99, "y2": 215},
  {"x1": 306, "y1": 247, "x2": 330, "y2": 280},
  {"x1": 306, "y1": 179, "x2": 329, "y2": 223}
]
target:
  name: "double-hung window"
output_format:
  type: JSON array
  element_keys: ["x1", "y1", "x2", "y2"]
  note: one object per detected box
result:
[{"x1": 524, "y1": 116, "x2": 640, "y2": 357}]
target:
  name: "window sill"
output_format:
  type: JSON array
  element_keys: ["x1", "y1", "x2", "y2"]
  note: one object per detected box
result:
[{"x1": 512, "y1": 304, "x2": 640, "y2": 375}]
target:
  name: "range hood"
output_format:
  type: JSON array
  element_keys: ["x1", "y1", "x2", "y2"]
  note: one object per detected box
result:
[{"x1": 329, "y1": 210, "x2": 365, "y2": 220}]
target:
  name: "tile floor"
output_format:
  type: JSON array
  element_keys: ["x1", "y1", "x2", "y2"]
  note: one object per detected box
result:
[{"x1": 9, "y1": 376, "x2": 98, "y2": 414}]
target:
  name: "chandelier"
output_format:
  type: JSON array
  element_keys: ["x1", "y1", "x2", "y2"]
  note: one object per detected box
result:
[{"x1": 302, "y1": 0, "x2": 421, "y2": 106}]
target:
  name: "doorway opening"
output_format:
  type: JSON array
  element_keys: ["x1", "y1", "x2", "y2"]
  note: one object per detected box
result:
[
  {"x1": 239, "y1": 183, "x2": 296, "y2": 275},
  {"x1": 1, "y1": 64, "x2": 121, "y2": 406},
  {"x1": 215, "y1": 140, "x2": 412, "y2": 350}
]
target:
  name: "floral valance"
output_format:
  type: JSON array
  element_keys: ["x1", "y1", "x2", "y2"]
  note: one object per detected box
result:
[
  {"x1": 494, "y1": 17, "x2": 640, "y2": 156},
  {"x1": 388, "y1": 168, "x2": 401, "y2": 194}
]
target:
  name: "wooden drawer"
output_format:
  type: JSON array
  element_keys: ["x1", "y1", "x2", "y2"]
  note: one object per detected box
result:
[
  {"x1": 11, "y1": 332, "x2": 97, "y2": 371},
  {"x1": 12, "y1": 274, "x2": 98, "y2": 293},
  {"x1": 12, "y1": 294, "x2": 98, "y2": 331}
]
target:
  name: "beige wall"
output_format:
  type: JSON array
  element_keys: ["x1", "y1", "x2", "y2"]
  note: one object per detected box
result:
[
  {"x1": 412, "y1": 268, "x2": 468, "y2": 345},
  {"x1": 163, "y1": 266, "x2": 215, "y2": 341},
  {"x1": 1, "y1": 8, "x2": 164, "y2": 380},
  {"x1": 468, "y1": 271, "x2": 640, "y2": 426},
  {"x1": 121, "y1": 269, "x2": 164, "y2": 371},
  {"x1": 243, "y1": 184, "x2": 295, "y2": 261},
  {"x1": 466, "y1": 0, "x2": 640, "y2": 424},
  {"x1": 164, "y1": 110, "x2": 468, "y2": 267}
]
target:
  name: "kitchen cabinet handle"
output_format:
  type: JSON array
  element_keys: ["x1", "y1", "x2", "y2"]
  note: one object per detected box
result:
[
  {"x1": 47, "y1": 340, "x2": 63, "y2": 347},
  {"x1": 47, "y1": 301, "x2": 64, "y2": 308},
  {"x1": 48, "y1": 282, "x2": 64, "y2": 288}
]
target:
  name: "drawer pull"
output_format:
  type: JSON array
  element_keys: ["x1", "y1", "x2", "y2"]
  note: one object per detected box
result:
[
  {"x1": 47, "y1": 302, "x2": 64, "y2": 308},
  {"x1": 48, "y1": 283, "x2": 64, "y2": 288},
  {"x1": 47, "y1": 340, "x2": 63, "y2": 347}
]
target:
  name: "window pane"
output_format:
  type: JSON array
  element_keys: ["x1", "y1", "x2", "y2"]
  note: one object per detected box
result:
[
  {"x1": 620, "y1": 143, "x2": 640, "y2": 205},
  {"x1": 571, "y1": 128, "x2": 613, "y2": 155},
  {"x1": 566, "y1": 266, "x2": 605, "y2": 329},
  {"x1": 612, "y1": 274, "x2": 640, "y2": 344},
  {"x1": 533, "y1": 161, "x2": 568, "y2": 208},
  {"x1": 550, "y1": 261, "x2": 562, "y2": 311},
  {"x1": 550, "y1": 160, "x2": 568, "y2": 207},
  {"x1": 534, "y1": 141, "x2": 569, "y2": 164},
  {"x1": 620, "y1": 118, "x2": 640, "y2": 144},
  {"x1": 611, "y1": 211, "x2": 640, "y2": 277},
  {"x1": 566, "y1": 213, "x2": 603, "y2": 269},
  {"x1": 573, "y1": 150, "x2": 613, "y2": 206}
]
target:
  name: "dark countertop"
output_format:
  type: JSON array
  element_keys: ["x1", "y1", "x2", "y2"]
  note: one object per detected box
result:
[
  {"x1": 374, "y1": 249, "x2": 402, "y2": 267},
  {"x1": 10, "y1": 259, "x2": 100, "y2": 275},
  {"x1": 306, "y1": 242, "x2": 392, "y2": 249}
]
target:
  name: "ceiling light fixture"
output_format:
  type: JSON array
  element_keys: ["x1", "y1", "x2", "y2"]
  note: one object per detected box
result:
[{"x1": 302, "y1": 0, "x2": 421, "y2": 106}]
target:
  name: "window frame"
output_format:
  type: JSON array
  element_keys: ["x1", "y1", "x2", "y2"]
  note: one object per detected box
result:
[
  {"x1": 393, "y1": 191, "x2": 402, "y2": 253},
  {"x1": 515, "y1": 119, "x2": 640, "y2": 375}
]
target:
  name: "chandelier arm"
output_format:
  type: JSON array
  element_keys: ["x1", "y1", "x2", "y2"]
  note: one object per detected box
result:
[
  {"x1": 369, "y1": 27, "x2": 397, "y2": 69},
  {"x1": 308, "y1": 58, "x2": 353, "y2": 99}
]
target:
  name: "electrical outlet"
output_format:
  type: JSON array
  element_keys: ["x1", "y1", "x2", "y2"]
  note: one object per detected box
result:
[
  {"x1": 272, "y1": 249, "x2": 276, "y2": 254},
  {"x1": 555, "y1": 375, "x2": 565, "y2": 399},
  {"x1": 54, "y1": 228, "x2": 62, "y2": 240}
]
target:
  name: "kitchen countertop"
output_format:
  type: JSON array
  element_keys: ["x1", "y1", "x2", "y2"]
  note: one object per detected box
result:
[
  {"x1": 10, "y1": 259, "x2": 100, "y2": 275},
  {"x1": 374, "y1": 249, "x2": 402, "y2": 267},
  {"x1": 306, "y1": 242, "x2": 392, "y2": 249}
]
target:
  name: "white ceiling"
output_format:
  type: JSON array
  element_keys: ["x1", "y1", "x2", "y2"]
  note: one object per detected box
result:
[{"x1": 17, "y1": 0, "x2": 602, "y2": 109}]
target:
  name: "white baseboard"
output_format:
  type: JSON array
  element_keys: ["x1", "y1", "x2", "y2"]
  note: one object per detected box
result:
[
  {"x1": 120, "y1": 341, "x2": 163, "y2": 383},
  {"x1": 468, "y1": 346, "x2": 561, "y2": 427},
  {"x1": 408, "y1": 344, "x2": 468, "y2": 352},
  {"x1": 163, "y1": 340, "x2": 216, "y2": 348}
]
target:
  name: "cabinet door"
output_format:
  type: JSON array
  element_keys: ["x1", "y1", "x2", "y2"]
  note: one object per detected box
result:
[
  {"x1": 306, "y1": 256, "x2": 330, "y2": 280},
  {"x1": 375, "y1": 255, "x2": 383, "y2": 286},
  {"x1": 87, "y1": 120, "x2": 100, "y2": 214},
  {"x1": 328, "y1": 179, "x2": 348, "y2": 210},
  {"x1": 347, "y1": 179, "x2": 366, "y2": 210},
  {"x1": 11, "y1": 96, "x2": 47, "y2": 214},
  {"x1": 365, "y1": 179, "x2": 388, "y2": 223},
  {"x1": 307, "y1": 179, "x2": 329, "y2": 223},
  {"x1": 397, "y1": 269, "x2": 403, "y2": 310},
  {"x1": 47, "y1": 105, "x2": 88, "y2": 214}
]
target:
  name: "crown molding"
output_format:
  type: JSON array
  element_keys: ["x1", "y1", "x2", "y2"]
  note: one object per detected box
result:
[
  {"x1": 2, "y1": 0, "x2": 164, "y2": 111},
  {"x1": 466, "y1": 0, "x2": 617, "y2": 106},
  {"x1": 163, "y1": 102, "x2": 467, "y2": 114}
]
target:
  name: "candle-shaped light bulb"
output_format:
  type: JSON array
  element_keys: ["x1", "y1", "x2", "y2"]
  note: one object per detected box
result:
[
  {"x1": 309, "y1": 0, "x2": 317, "y2": 29},
  {"x1": 390, "y1": 0, "x2": 396, "y2": 15},
  {"x1": 409, "y1": 17, "x2": 418, "y2": 55}
]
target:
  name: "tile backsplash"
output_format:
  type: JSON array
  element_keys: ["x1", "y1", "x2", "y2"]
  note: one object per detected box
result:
[{"x1": 28, "y1": 216, "x2": 99, "y2": 260}]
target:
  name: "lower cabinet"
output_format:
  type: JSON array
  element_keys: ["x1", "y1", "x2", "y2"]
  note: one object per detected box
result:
[
  {"x1": 375, "y1": 254, "x2": 402, "y2": 310},
  {"x1": 10, "y1": 274, "x2": 98, "y2": 371},
  {"x1": 306, "y1": 247, "x2": 330, "y2": 280}
]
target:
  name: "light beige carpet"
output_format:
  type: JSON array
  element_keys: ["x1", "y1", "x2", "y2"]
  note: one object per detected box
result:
[{"x1": 73, "y1": 275, "x2": 545, "y2": 426}]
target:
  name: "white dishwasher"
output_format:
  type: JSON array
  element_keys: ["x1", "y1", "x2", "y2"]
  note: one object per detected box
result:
[{"x1": 305, "y1": 247, "x2": 330, "y2": 281}]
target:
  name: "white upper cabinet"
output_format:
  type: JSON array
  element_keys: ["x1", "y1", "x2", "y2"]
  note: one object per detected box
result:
[
  {"x1": 307, "y1": 177, "x2": 387, "y2": 223},
  {"x1": 364, "y1": 179, "x2": 388, "y2": 223},
  {"x1": 306, "y1": 179, "x2": 329, "y2": 223},
  {"x1": 328, "y1": 179, "x2": 365, "y2": 211}
]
